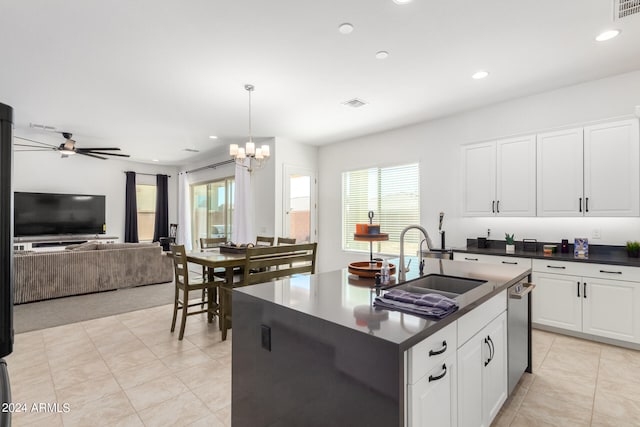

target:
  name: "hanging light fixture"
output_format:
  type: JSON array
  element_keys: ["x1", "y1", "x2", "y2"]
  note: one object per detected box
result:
[{"x1": 230, "y1": 84, "x2": 270, "y2": 172}]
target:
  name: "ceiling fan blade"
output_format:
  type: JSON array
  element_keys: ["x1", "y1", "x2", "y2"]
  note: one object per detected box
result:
[
  {"x1": 14, "y1": 148, "x2": 58, "y2": 152},
  {"x1": 14, "y1": 143, "x2": 53, "y2": 149},
  {"x1": 85, "y1": 151, "x2": 131, "y2": 158},
  {"x1": 77, "y1": 152, "x2": 107, "y2": 160},
  {"x1": 76, "y1": 147, "x2": 122, "y2": 151},
  {"x1": 14, "y1": 136, "x2": 58, "y2": 148}
]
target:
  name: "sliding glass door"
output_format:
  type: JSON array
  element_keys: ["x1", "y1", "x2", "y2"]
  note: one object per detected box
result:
[{"x1": 191, "y1": 177, "x2": 234, "y2": 249}]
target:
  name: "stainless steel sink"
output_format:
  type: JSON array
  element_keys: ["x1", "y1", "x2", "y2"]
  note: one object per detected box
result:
[{"x1": 389, "y1": 274, "x2": 487, "y2": 298}]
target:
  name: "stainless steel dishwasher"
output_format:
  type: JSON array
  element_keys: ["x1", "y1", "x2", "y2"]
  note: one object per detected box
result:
[{"x1": 507, "y1": 279, "x2": 535, "y2": 395}]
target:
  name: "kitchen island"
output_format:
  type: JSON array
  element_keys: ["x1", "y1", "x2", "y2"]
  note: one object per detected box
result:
[{"x1": 232, "y1": 258, "x2": 531, "y2": 426}]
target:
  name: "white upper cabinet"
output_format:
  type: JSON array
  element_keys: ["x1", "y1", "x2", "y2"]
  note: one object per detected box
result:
[
  {"x1": 536, "y1": 127, "x2": 584, "y2": 216},
  {"x1": 583, "y1": 119, "x2": 640, "y2": 216},
  {"x1": 462, "y1": 142, "x2": 496, "y2": 216},
  {"x1": 537, "y1": 119, "x2": 640, "y2": 217},
  {"x1": 462, "y1": 135, "x2": 536, "y2": 217},
  {"x1": 496, "y1": 135, "x2": 537, "y2": 216}
]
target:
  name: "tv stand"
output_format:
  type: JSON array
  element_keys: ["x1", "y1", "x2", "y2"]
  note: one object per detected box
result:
[{"x1": 13, "y1": 235, "x2": 118, "y2": 252}]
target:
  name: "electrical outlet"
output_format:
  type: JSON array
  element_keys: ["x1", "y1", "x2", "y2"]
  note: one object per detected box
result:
[{"x1": 592, "y1": 229, "x2": 601, "y2": 239}]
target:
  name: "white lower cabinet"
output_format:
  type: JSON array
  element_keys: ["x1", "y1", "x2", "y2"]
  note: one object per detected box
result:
[
  {"x1": 407, "y1": 322, "x2": 458, "y2": 427},
  {"x1": 408, "y1": 355, "x2": 457, "y2": 427},
  {"x1": 457, "y1": 311, "x2": 508, "y2": 427},
  {"x1": 532, "y1": 260, "x2": 640, "y2": 343}
]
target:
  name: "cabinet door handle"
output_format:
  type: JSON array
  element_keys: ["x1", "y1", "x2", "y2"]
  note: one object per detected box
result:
[
  {"x1": 492, "y1": 200, "x2": 495, "y2": 213},
  {"x1": 428, "y1": 364, "x2": 447, "y2": 382},
  {"x1": 577, "y1": 281, "x2": 580, "y2": 298},
  {"x1": 546, "y1": 265, "x2": 566, "y2": 269},
  {"x1": 584, "y1": 282, "x2": 587, "y2": 299},
  {"x1": 502, "y1": 261, "x2": 518, "y2": 265},
  {"x1": 465, "y1": 257, "x2": 479, "y2": 261},
  {"x1": 585, "y1": 197, "x2": 589, "y2": 213},
  {"x1": 599, "y1": 270, "x2": 622, "y2": 274},
  {"x1": 579, "y1": 197, "x2": 582, "y2": 213},
  {"x1": 428, "y1": 341, "x2": 447, "y2": 357},
  {"x1": 484, "y1": 337, "x2": 491, "y2": 366},
  {"x1": 496, "y1": 200, "x2": 500, "y2": 213},
  {"x1": 487, "y1": 335, "x2": 495, "y2": 364}
]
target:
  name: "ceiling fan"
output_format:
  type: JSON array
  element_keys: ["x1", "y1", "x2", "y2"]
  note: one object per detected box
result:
[{"x1": 14, "y1": 131, "x2": 130, "y2": 160}]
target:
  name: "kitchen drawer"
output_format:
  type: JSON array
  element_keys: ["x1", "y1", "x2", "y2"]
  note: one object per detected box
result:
[
  {"x1": 533, "y1": 259, "x2": 640, "y2": 282},
  {"x1": 407, "y1": 321, "x2": 457, "y2": 385},
  {"x1": 454, "y1": 252, "x2": 531, "y2": 268},
  {"x1": 457, "y1": 290, "x2": 507, "y2": 347}
]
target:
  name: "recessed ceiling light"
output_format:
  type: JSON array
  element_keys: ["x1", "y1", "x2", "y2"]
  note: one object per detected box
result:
[
  {"x1": 472, "y1": 70, "x2": 489, "y2": 80},
  {"x1": 393, "y1": 0, "x2": 413, "y2": 4},
  {"x1": 208, "y1": 135, "x2": 218, "y2": 139},
  {"x1": 152, "y1": 159, "x2": 159, "y2": 162},
  {"x1": 338, "y1": 23, "x2": 354, "y2": 34},
  {"x1": 375, "y1": 51, "x2": 389, "y2": 59},
  {"x1": 595, "y1": 29, "x2": 620, "y2": 41}
]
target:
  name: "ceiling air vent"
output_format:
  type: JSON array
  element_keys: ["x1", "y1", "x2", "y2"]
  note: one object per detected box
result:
[
  {"x1": 614, "y1": 0, "x2": 640, "y2": 20},
  {"x1": 182, "y1": 148, "x2": 200, "y2": 153},
  {"x1": 342, "y1": 98, "x2": 367, "y2": 108}
]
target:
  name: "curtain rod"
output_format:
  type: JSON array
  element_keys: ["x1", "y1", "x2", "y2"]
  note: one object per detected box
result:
[
  {"x1": 124, "y1": 171, "x2": 172, "y2": 178},
  {"x1": 185, "y1": 159, "x2": 234, "y2": 174}
]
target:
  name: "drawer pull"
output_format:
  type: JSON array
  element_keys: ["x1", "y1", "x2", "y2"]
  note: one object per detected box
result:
[
  {"x1": 428, "y1": 364, "x2": 447, "y2": 382},
  {"x1": 502, "y1": 261, "x2": 518, "y2": 265},
  {"x1": 584, "y1": 282, "x2": 587, "y2": 299},
  {"x1": 465, "y1": 257, "x2": 479, "y2": 261},
  {"x1": 428, "y1": 341, "x2": 447, "y2": 357},
  {"x1": 577, "y1": 281, "x2": 580, "y2": 298},
  {"x1": 546, "y1": 265, "x2": 566, "y2": 269},
  {"x1": 599, "y1": 270, "x2": 622, "y2": 274}
]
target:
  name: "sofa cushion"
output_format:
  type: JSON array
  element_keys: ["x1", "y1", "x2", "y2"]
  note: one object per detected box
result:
[
  {"x1": 65, "y1": 242, "x2": 98, "y2": 251},
  {"x1": 95, "y1": 242, "x2": 158, "y2": 250}
]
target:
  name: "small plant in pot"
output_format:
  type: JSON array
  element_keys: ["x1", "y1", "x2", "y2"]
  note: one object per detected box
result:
[
  {"x1": 505, "y1": 233, "x2": 515, "y2": 253},
  {"x1": 626, "y1": 241, "x2": 640, "y2": 258}
]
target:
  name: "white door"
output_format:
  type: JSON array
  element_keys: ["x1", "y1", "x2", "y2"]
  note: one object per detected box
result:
[
  {"x1": 531, "y1": 272, "x2": 582, "y2": 331},
  {"x1": 482, "y1": 312, "x2": 508, "y2": 426},
  {"x1": 496, "y1": 135, "x2": 536, "y2": 216},
  {"x1": 457, "y1": 333, "x2": 485, "y2": 427},
  {"x1": 582, "y1": 277, "x2": 640, "y2": 343},
  {"x1": 462, "y1": 142, "x2": 496, "y2": 217},
  {"x1": 283, "y1": 166, "x2": 316, "y2": 243},
  {"x1": 408, "y1": 356, "x2": 457, "y2": 427},
  {"x1": 584, "y1": 119, "x2": 640, "y2": 217},
  {"x1": 537, "y1": 128, "x2": 584, "y2": 216}
]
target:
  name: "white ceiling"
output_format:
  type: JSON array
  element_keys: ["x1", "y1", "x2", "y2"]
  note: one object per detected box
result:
[{"x1": 1, "y1": 0, "x2": 639, "y2": 165}]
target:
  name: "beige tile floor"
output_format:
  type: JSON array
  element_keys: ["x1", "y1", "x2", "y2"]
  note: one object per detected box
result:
[
  {"x1": 6, "y1": 304, "x2": 231, "y2": 427},
  {"x1": 6, "y1": 305, "x2": 640, "y2": 427}
]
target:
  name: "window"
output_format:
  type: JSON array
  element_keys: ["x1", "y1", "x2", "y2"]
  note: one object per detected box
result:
[
  {"x1": 342, "y1": 163, "x2": 420, "y2": 255},
  {"x1": 191, "y1": 177, "x2": 235, "y2": 248},
  {"x1": 136, "y1": 184, "x2": 156, "y2": 241}
]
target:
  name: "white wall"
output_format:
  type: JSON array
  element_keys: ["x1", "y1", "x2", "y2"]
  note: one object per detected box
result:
[
  {"x1": 317, "y1": 70, "x2": 640, "y2": 272},
  {"x1": 13, "y1": 153, "x2": 178, "y2": 240}
]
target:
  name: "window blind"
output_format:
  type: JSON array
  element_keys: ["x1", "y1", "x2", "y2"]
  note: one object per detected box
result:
[{"x1": 342, "y1": 163, "x2": 420, "y2": 255}]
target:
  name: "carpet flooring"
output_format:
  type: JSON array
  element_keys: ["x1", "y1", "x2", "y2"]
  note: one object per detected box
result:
[{"x1": 13, "y1": 281, "x2": 175, "y2": 333}]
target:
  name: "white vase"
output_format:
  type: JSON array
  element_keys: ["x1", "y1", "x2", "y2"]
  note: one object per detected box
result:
[{"x1": 506, "y1": 244, "x2": 515, "y2": 254}]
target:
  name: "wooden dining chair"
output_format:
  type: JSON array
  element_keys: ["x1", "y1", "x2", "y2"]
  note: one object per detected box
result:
[
  {"x1": 170, "y1": 244, "x2": 222, "y2": 340},
  {"x1": 277, "y1": 237, "x2": 296, "y2": 245},
  {"x1": 255, "y1": 236, "x2": 275, "y2": 246},
  {"x1": 220, "y1": 242, "x2": 317, "y2": 340},
  {"x1": 199, "y1": 237, "x2": 227, "y2": 306}
]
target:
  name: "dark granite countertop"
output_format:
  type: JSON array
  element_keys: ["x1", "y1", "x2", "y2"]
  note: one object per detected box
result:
[
  {"x1": 235, "y1": 257, "x2": 530, "y2": 351},
  {"x1": 455, "y1": 239, "x2": 640, "y2": 267}
]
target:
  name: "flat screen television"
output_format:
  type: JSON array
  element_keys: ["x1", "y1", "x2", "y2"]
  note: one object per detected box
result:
[{"x1": 14, "y1": 192, "x2": 106, "y2": 237}]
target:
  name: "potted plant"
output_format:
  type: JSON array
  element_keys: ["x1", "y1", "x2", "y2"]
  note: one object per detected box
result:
[
  {"x1": 505, "y1": 233, "x2": 515, "y2": 254},
  {"x1": 626, "y1": 241, "x2": 640, "y2": 258}
]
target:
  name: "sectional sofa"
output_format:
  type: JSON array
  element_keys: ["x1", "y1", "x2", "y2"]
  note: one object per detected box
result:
[{"x1": 13, "y1": 242, "x2": 173, "y2": 304}]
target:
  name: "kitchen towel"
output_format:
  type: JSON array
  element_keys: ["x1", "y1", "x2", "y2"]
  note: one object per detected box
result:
[{"x1": 374, "y1": 290, "x2": 458, "y2": 319}]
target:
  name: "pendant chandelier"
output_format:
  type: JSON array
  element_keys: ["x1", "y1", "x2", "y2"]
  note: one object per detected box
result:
[{"x1": 229, "y1": 84, "x2": 270, "y2": 172}]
